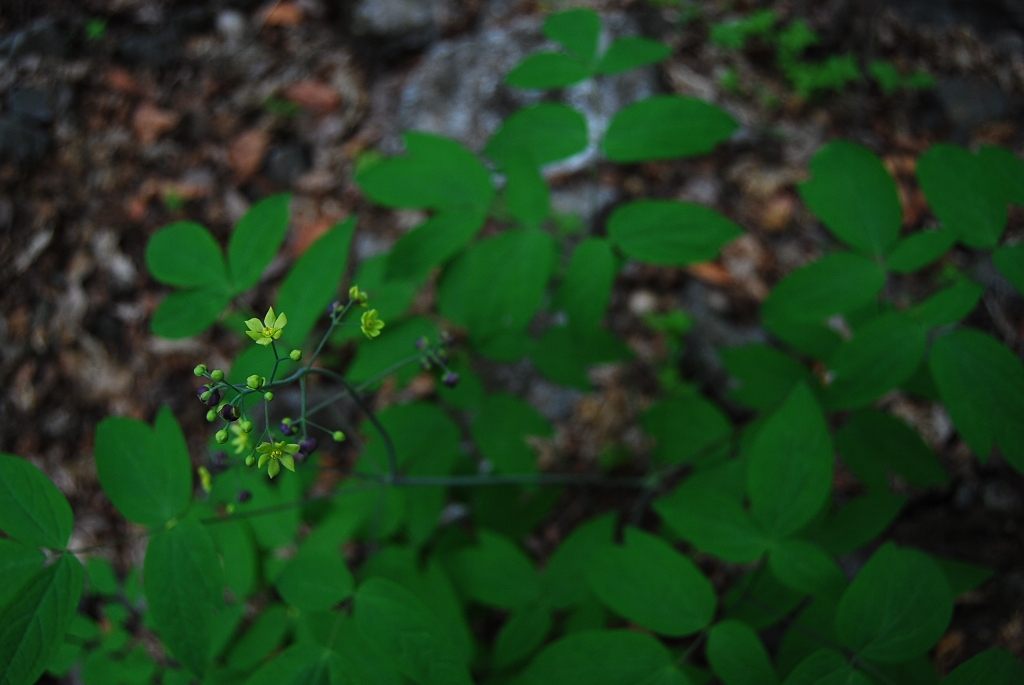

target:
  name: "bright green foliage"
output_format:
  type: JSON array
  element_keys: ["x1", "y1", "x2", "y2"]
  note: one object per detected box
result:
[
  {"x1": 762, "y1": 252, "x2": 886, "y2": 323},
  {"x1": 602, "y1": 96, "x2": 738, "y2": 162},
  {"x1": 0, "y1": 454, "x2": 74, "y2": 549},
  {"x1": 798, "y1": 141, "x2": 902, "y2": 255},
  {"x1": 885, "y1": 226, "x2": 956, "y2": 273},
  {"x1": 543, "y1": 8, "x2": 600, "y2": 66},
  {"x1": 836, "y1": 410, "x2": 947, "y2": 489},
  {"x1": 641, "y1": 394, "x2": 731, "y2": 465},
  {"x1": 607, "y1": 200, "x2": 742, "y2": 265},
  {"x1": 276, "y1": 545, "x2": 354, "y2": 612},
  {"x1": 387, "y1": 209, "x2": 488, "y2": 280},
  {"x1": 85, "y1": 557, "x2": 119, "y2": 596},
  {"x1": 706, "y1": 619, "x2": 778, "y2": 685},
  {"x1": 520, "y1": 630, "x2": 680, "y2": 685},
  {"x1": 941, "y1": 649, "x2": 1024, "y2": 685},
  {"x1": 980, "y1": 144, "x2": 1024, "y2": 205},
  {"x1": 917, "y1": 143, "x2": 1007, "y2": 248},
  {"x1": 710, "y1": 10, "x2": 776, "y2": 49},
  {"x1": 768, "y1": 539, "x2": 846, "y2": 599},
  {"x1": 911, "y1": 278, "x2": 984, "y2": 328},
  {"x1": 542, "y1": 513, "x2": 615, "y2": 608},
  {"x1": 144, "y1": 519, "x2": 223, "y2": 676},
  {"x1": 719, "y1": 344, "x2": 812, "y2": 411},
  {"x1": 782, "y1": 649, "x2": 868, "y2": 685},
  {"x1": 596, "y1": 37, "x2": 672, "y2": 75},
  {"x1": 493, "y1": 601, "x2": 552, "y2": 668},
  {"x1": 0, "y1": 540, "x2": 45, "y2": 607},
  {"x1": 929, "y1": 329, "x2": 1024, "y2": 470},
  {"x1": 94, "y1": 407, "x2": 192, "y2": 527},
  {"x1": 447, "y1": 530, "x2": 542, "y2": 610},
  {"x1": 993, "y1": 243, "x2": 1024, "y2": 296},
  {"x1": 471, "y1": 393, "x2": 552, "y2": 474},
  {"x1": 587, "y1": 527, "x2": 716, "y2": 636},
  {"x1": 486, "y1": 103, "x2": 589, "y2": 168},
  {"x1": 228, "y1": 193, "x2": 292, "y2": 292},
  {"x1": 656, "y1": 482, "x2": 767, "y2": 562},
  {"x1": 559, "y1": 238, "x2": 616, "y2": 340},
  {"x1": 506, "y1": 52, "x2": 591, "y2": 89},
  {"x1": 146, "y1": 221, "x2": 229, "y2": 289}
]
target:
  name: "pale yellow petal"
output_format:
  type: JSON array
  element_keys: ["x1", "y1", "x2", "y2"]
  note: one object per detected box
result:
[{"x1": 264, "y1": 307, "x2": 276, "y2": 328}]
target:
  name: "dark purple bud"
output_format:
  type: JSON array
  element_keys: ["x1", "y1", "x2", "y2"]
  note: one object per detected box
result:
[
  {"x1": 414, "y1": 337, "x2": 428, "y2": 351},
  {"x1": 442, "y1": 371, "x2": 460, "y2": 388},
  {"x1": 280, "y1": 421, "x2": 296, "y2": 436},
  {"x1": 327, "y1": 301, "x2": 342, "y2": 316},
  {"x1": 197, "y1": 384, "x2": 211, "y2": 402},
  {"x1": 439, "y1": 331, "x2": 455, "y2": 347},
  {"x1": 210, "y1": 450, "x2": 228, "y2": 470},
  {"x1": 204, "y1": 389, "x2": 222, "y2": 407},
  {"x1": 219, "y1": 404, "x2": 240, "y2": 422},
  {"x1": 237, "y1": 490, "x2": 252, "y2": 503},
  {"x1": 299, "y1": 437, "x2": 317, "y2": 455}
]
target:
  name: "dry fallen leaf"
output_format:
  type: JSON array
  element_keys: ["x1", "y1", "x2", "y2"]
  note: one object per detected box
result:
[
  {"x1": 228, "y1": 128, "x2": 270, "y2": 181},
  {"x1": 132, "y1": 103, "x2": 180, "y2": 145},
  {"x1": 687, "y1": 262, "x2": 732, "y2": 286},
  {"x1": 258, "y1": 1, "x2": 304, "y2": 26},
  {"x1": 284, "y1": 80, "x2": 341, "y2": 114}
]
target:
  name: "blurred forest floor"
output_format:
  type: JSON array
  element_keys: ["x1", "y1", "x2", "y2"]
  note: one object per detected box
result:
[{"x1": 1, "y1": 0, "x2": 1023, "y2": 675}]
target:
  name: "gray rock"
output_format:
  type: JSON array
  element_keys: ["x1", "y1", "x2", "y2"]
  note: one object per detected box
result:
[
  {"x1": 0, "y1": 19, "x2": 66, "y2": 59},
  {"x1": 0, "y1": 116, "x2": 50, "y2": 165},
  {"x1": 936, "y1": 76, "x2": 1011, "y2": 140},
  {"x1": 264, "y1": 143, "x2": 310, "y2": 185},
  {"x1": 353, "y1": 0, "x2": 434, "y2": 38},
  {"x1": 118, "y1": 27, "x2": 180, "y2": 67},
  {"x1": 8, "y1": 88, "x2": 54, "y2": 124}
]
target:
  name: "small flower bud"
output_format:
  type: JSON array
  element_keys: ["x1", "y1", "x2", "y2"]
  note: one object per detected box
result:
[
  {"x1": 289, "y1": 349, "x2": 302, "y2": 361},
  {"x1": 332, "y1": 431, "x2": 346, "y2": 442},
  {"x1": 197, "y1": 385, "x2": 211, "y2": 401},
  {"x1": 215, "y1": 429, "x2": 228, "y2": 444},
  {"x1": 299, "y1": 437, "x2": 317, "y2": 455},
  {"x1": 280, "y1": 420, "x2": 295, "y2": 436},
  {"x1": 415, "y1": 337, "x2": 428, "y2": 351},
  {"x1": 420, "y1": 358, "x2": 433, "y2": 371},
  {"x1": 327, "y1": 301, "x2": 341, "y2": 316},
  {"x1": 237, "y1": 490, "x2": 252, "y2": 503},
  {"x1": 210, "y1": 450, "x2": 228, "y2": 471},
  {"x1": 442, "y1": 371, "x2": 460, "y2": 388},
  {"x1": 246, "y1": 374, "x2": 262, "y2": 390},
  {"x1": 244, "y1": 454, "x2": 255, "y2": 467},
  {"x1": 198, "y1": 466, "x2": 212, "y2": 493},
  {"x1": 264, "y1": 391, "x2": 274, "y2": 401},
  {"x1": 210, "y1": 369, "x2": 224, "y2": 382},
  {"x1": 194, "y1": 364, "x2": 208, "y2": 377},
  {"x1": 219, "y1": 404, "x2": 240, "y2": 422},
  {"x1": 206, "y1": 409, "x2": 217, "y2": 422},
  {"x1": 439, "y1": 331, "x2": 455, "y2": 347},
  {"x1": 240, "y1": 420, "x2": 253, "y2": 433}
]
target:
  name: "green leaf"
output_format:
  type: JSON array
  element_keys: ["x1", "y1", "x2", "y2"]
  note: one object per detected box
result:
[
  {"x1": 543, "y1": 8, "x2": 600, "y2": 65},
  {"x1": 762, "y1": 252, "x2": 887, "y2": 323},
  {"x1": 807, "y1": 491, "x2": 906, "y2": 557},
  {"x1": 607, "y1": 200, "x2": 742, "y2": 266},
  {"x1": 747, "y1": 385, "x2": 833, "y2": 539},
  {"x1": 836, "y1": 543, "x2": 952, "y2": 663},
  {"x1": 588, "y1": 527, "x2": 716, "y2": 636},
  {"x1": 885, "y1": 227, "x2": 956, "y2": 273},
  {"x1": 929, "y1": 329, "x2": 1024, "y2": 471},
  {"x1": 277, "y1": 545, "x2": 354, "y2": 612},
  {"x1": 782, "y1": 649, "x2": 865, "y2": 685},
  {"x1": 46, "y1": 640, "x2": 80, "y2": 677},
  {"x1": 357, "y1": 132, "x2": 494, "y2": 212},
  {"x1": 531, "y1": 326, "x2": 628, "y2": 389},
  {"x1": 493, "y1": 602, "x2": 552, "y2": 668},
  {"x1": 353, "y1": 578, "x2": 471, "y2": 685},
  {"x1": 521, "y1": 630, "x2": 676, "y2": 685},
  {"x1": 351, "y1": 253, "x2": 419, "y2": 322},
  {"x1": 768, "y1": 539, "x2": 846, "y2": 599},
  {"x1": 503, "y1": 159, "x2": 551, "y2": 228},
  {"x1": 386, "y1": 209, "x2": 487, "y2": 282},
  {"x1": 484, "y1": 103, "x2": 589, "y2": 167},
  {"x1": 0, "y1": 554, "x2": 83, "y2": 685},
  {"x1": 144, "y1": 519, "x2": 224, "y2": 677},
  {"x1": 602, "y1": 96, "x2": 737, "y2": 162},
  {"x1": 94, "y1": 407, "x2": 192, "y2": 527},
  {"x1": 596, "y1": 37, "x2": 672, "y2": 75},
  {"x1": 0, "y1": 540, "x2": 45, "y2": 607},
  {"x1": 720, "y1": 345, "x2": 813, "y2": 411},
  {"x1": 641, "y1": 395, "x2": 732, "y2": 466},
  {"x1": 437, "y1": 228, "x2": 555, "y2": 342},
  {"x1": 542, "y1": 513, "x2": 616, "y2": 609},
  {"x1": 725, "y1": 567, "x2": 806, "y2": 631},
  {"x1": 447, "y1": 530, "x2": 542, "y2": 610},
  {"x1": 941, "y1": 649, "x2": 1024, "y2": 685},
  {"x1": 917, "y1": 143, "x2": 1007, "y2": 248},
  {"x1": 934, "y1": 556, "x2": 993, "y2": 597},
  {"x1": 146, "y1": 221, "x2": 229, "y2": 289},
  {"x1": 799, "y1": 141, "x2": 902, "y2": 255},
  {"x1": 276, "y1": 218, "x2": 355, "y2": 345},
  {"x1": 655, "y1": 482, "x2": 767, "y2": 563},
  {"x1": 762, "y1": 311, "x2": 843, "y2": 361},
  {"x1": 978, "y1": 145, "x2": 1024, "y2": 205},
  {"x1": 209, "y1": 519, "x2": 258, "y2": 600},
  {"x1": 363, "y1": 402, "x2": 461, "y2": 475},
  {"x1": 993, "y1": 243, "x2": 1024, "y2": 296},
  {"x1": 559, "y1": 238, "x2": 616, "y2": 341},
  {"x1": 0, "y1": 454, "x2": 74, "y2": 549},
  {"x1": 910, "y1": 278, "x2": 984, "y2": 328},
  {"x1": 836, "y1": 409, "x2": 947, "y2": 489},
  {"x1": 85, "y1": 557, "x2": 118, "y2": 596},
  {"x1": 471, "y1": 394, "x2": 552, "y2": 474},
  {"x1": 226, "y1": 604, "x2": 290, "y2": 671},
  {"x1": 150, "y1": 284, "x2": 232, "y2": 339},
  {"x1": 706, "y1": 620, "x2": 779, "y2": 685},
  {"x1": 228, "y1": 193, "x2": 292, "y2": 292},
  {"x1": 346, "y1": 316, "x2": 438, "y2": 386},
  {"x1": 823, "y1": 312, "x2": 926, "y2": 409},
  {"x1": 506, "y1": 52, "x2": 590, "y2": 90}
]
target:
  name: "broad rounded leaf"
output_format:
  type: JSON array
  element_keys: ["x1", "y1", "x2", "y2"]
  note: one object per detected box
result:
[
  {"x1": 0, "y1": 554, "x2": 83, "y2": 685},
  {"x1": 228, "y1": 193, "x2": 292, "y2": 292},
  {"x1": 836, "y1": 543, "x2": 952, "y2": 663},
  {"x1": 447, "y1": 530, "x2": 542, "y2": 610},
  {"x1": 506, "y1": 52, "x2": 590, "y2": 90},
  {"x1": 823, "y1": 312, "x2": 926, "y2": 410},
  {"x1": 493, "y1": 602, "x2": 552, "y2": 668},
  {"x1": 941, "y1": 649, "x2": 1024, "y2": 685},
  {"x1": 602, "y1": 96, "x2": 737, "y2": 162},
  {"x1": 782, "y1": 649, "x2": 866, "y2": 685},
  {"x1": 910, "y1": 278, "x2": 984, "y2": 328},
  {"x1": 0, "y1": 454, "x2": 74, "y2": 549},
  {"x1": 357, "y1": 132, "x2": 494, "y2": 212},
  {"x1": 276, "y1": 218, "x2": 355, "y2": 345},
  {"x1": 521, "y1": 630, "x2": 675, "y2": 685},
  {"x1": 95, "y1": 407, "x2": 192, "y2": 527},
  {"x1": 471, "y1": 394, "x2": 552, "y2": 475},
  {"x1": 0, "y1": 540, "x2": 45, "y2": 607},
  {"x1": 588, "y1": 527, "x2": 715, "y2": 636},
  {"x1": 884, "y1": 227, "x2": 956, "y2": 273},
  {"x1": 596, "y1": 37, "x2": 672, "y2": 75},
  {"x1": 798, "y1": 141, "x2": 902, "y2": 255},
  {"x1": 768, "y1": 539, "x2": 846, "y2": 599},
  {"x1": 808, "y1": 491, "x2": 906, "y2": 558},
  {"x1": 542, "y1": 513, "x2": 615, "y2": 609},
  {"x1": 387, "y1": 210, "x2": 487, "y2": 282},
  {"x1": 607, "y1": 200, "x2": 742, "y2": 266},
  {"x1": 276, "y1": 546, "x2": 353, "y2": 612},
  {"x1": 640, "y1": 395, "x2": 731, "y2": 466},
  {"x1": 485, "y1": 103, "x2": 588, "y2": 167},
  {"x1": 543, "y1": 8, "x2": 600, "y2": 65},
  {"x1": 979, "y1": 145, "x2": 1024, "y2": 205},
  {"x1": 655, "y1": 484, "x2": 767, "y2": 563},
  {"x1": 720, "y1": 344, "x2": 813, "y2": 411},
  {"x1": 747, "y1": 385, "x2": 833, "y2": 539},
  {"x1": 993, "y1": 243, "x2": 1024, "y2": 296},
  {"x1": 706, "y1": 620, "x2": 779, "y2": 685},
  {"x1": 146, "y1": 222, "x2": 228, "y2": 289},
  {"x1": 559, "y1": 238, "x2": 616, "y2": 341},
  {"x1": 503, "y1": 159, "x2": 551, "y2": 228},
  {"x1": 930, "y1": 329, "x2": 1024, "y2": 472},
  {"x1": 836, "y1": 409, "x2": 947, "y2": 490},
  {"x1": 151, "y1": 284, "x2": 232, "y2": 339},
  {"x1": 917, "y1": 143, "x2": 1006, "y2": 248},
  {"x1": 144, "y1": 519, "x2": 224, "y2": 677},
  {"x1": 762, "y1": 252, "x2": 886, "y2": 323}
]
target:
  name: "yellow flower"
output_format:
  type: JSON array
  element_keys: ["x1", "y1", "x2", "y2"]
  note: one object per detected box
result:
[
  {"x1": 198, "y1": 466, "x2": 212, "y2": 493},
  {"x1": 229, "y1": 423, "x2": 251, "y2": 456},
  {"x1": 245, "y1": 307, "x2": 288, "y2": 346},
  {"x1": 360, "y1": 309, "x2": 385, "y2": 339},
  {"x1": 349, "y1": 284, "x2": 368, "y2": 307},
  {"x1": 255, "y1": 440, "x2": 300, "y2": 478}
]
